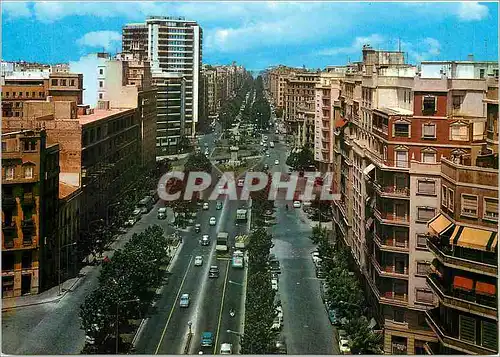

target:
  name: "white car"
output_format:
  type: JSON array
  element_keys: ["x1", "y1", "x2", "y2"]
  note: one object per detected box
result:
[
  {"x1": 220, "y1": 343, "x2": 232, "y2": 354},
  {"x1": 204, "y1": 149, "x2": 209, "y2": 156},
  {"x1": 209, "y1": 217, "x2": 216, "y2": 226},
  {"x1": 339, "y1": 339, "x2": 351, "y2": 354},
  {"x1": 312, "y1": 251, "x2": 322, "y2": 265},
  {"x1": 237, "y1": 179, "x2": 245, "y2": 187},
  {"x1": 203, "y1": 202, "x2": 209, "y2": 210},
  {"x1": 271, "y1": 278, "x2": 279, "y2": 291},
  {"x1": 276, "y1": 305, "x2": 283, "y2": 320},
  {"x1": 194, "y1": 256, "x2": 203, "y2": 266},
  {"x1": 293, "y1": 201, "x2": 301, "y2": 208},
  {"x1": 271, "y1": 316, "x2": 283, "y2": 330},
  {"x1": 179, "y1": 293, "x2": 190, "y2": 308},
  {"x1": 274, "y1": 159, "x2": 279, "y2": 165}
]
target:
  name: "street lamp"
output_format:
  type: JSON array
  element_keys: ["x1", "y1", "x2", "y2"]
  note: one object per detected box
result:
[
  {"x1": 115, "y1": 298, "x2": 140, "y2": 354},
  {"x1": 58, "y1": 241, "x2": 77, "y2": 296}
]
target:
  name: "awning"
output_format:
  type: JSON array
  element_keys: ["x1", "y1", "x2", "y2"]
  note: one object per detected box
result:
[
  {"x1": 335, "y1": 119, "x2": 348, "y2": 129},
  {"x1": 450, "y1": 226, "x2": 498, "y2": 252},
  {"x1": 475, "y1": 281, "x2": 496, "y2": 296},
  {"x1": 428, "y1": 214, "x2": 454, "y2": 236},
  {"x1": 363, "y1": 163, "x2": 375, "y2": 176},
  {"x1": 453, "y1": 276, "x2": 474, "y2": 291}
]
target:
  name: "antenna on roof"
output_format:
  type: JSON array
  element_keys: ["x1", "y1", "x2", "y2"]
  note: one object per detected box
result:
[{"x1": 398, "y1": 37, "x2": 401, "y2": 52}]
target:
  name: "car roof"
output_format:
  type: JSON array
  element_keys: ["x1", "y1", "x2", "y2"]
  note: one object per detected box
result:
[
  {"x1": 202, "y1": 332, "x2": 213, "y2": 337},
  {"x1": 221, "y1": 343, "x2": 232, "y2": 348},
  {"x1": 195, "y1": 255, "x2": 203, "y2": 259},
  {"x1": 181, "y1": 293, "x2": 189, "y2": 298},
  {"x1": 158, "y1": 207, "x2": 167, "y2": 212},
  {"x1": 210, "y1": 265, "x2": 218, "y2": 269}
]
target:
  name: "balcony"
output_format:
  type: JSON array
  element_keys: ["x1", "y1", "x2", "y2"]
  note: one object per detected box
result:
[
  {"x1": 425, "y1": 309, "x2": 497, "y2": 355},
  {"x1": 2, "y1": 222, "x2": 17, "y2": 237},
  {"x1": 427, "y1": 273, "x2": 497, "y2": 320},
  {"x1": 372, "y1": 255, "x2": 409, "y2": 279},
  {"x1": 374, "y1": 208, "x2": 409, "y2": 226},
  {"x1": 21, "y1": 218, "x2": 35, "y2": 233},
  {"x1": 2, "y1": 194, "x2": 17, "y2": 207},
  {"x1": 372, "y1": 182, "x2": 410, "y2": 199},
  {"x1": 23, "y1": 236, "x2": 34, "y2": 246},
  {"x1": 427, "y1": 238, "x2": 497, "y2": 277},
  {"x1": 3, "y1": 238, "x2": 15, "y2": 249},
  {"x1": 367, "y1": 276, "x2": 409, "y2": 307},
  {"x1": 373, "y1": 232, "x2": 409, "y2": 253}
]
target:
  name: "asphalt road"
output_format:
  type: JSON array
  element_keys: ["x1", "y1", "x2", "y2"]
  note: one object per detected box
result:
[
  {"x1": 1, "y1": 199, "x2": 179, "y2": 355},
  {"x1": 264, "y1": 130, "x2": 338, "y2": 355}
]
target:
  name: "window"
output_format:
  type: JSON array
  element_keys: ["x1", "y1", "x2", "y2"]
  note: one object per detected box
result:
[
  {"x1": 18, "y1": 92, "x2": 22, "y2": 97},
  {"x1": 422, "y1": 123, "x2": 436, "y2": 138},
  {"x1": 416, "y1": 261, "x2": 431, "y2": 276},
  {"x1": 422, "y1": 95, "x2": 436, "y2": 115},
  {"x1": 483, "y1": 197, "x2": 498, "y2": 220},
  {"x1": 473, "y1": 122, "x2": 485, "y2": 140},
  {"x1": 452, "y1": 95, "x2": 463, "y2": 109},
  {"x1": 24, "y1": 165, "x2": 34, "y2": 179},
  {"x1": 442, "y1": 185, "x2": 448, "y2": 207},
  {"x1": 5, "y1": 166, "x2": 14, "y2": 180},
  {"x1": 1, "y1": 142, "x2": 6, "y2": 152},
  {"x1": 459, "y1": 315, "x2": 476, "y2": 343},
  {"x1": 99, "y1": 93, "x2": 103, "y2": 100},
  {"x1": 23, "y1": 140, "x2": 36, "y2": 151},
  {"x1": 394, "y1": 123, "x2": 410, "y2": 137},
  {"x1": 51, "y1": 79, "x2": 58, "y2": 86},
  {"x1": 461, "y1": 194, "x2": 478, "y2": 217},
  {"x1": 481, "y1": 321, "x2": 498, "y2": 350},
  {"x1": 70, "y1": 79, "x2": 75, "y2": 86},
  {"x1": 479, "y1": 69, "x2": 485, "y2": 79},
  {"x1": 99, "y1": 81, "x2": 104, "y2": 88},
  {"x1": 417, "y1": 180, "x2": 436, "y2": 195},
  {"x1": 32, "y1": 91, "x2": 35, "y2": 97},
  {"x1": 395, "y1": 150, "x2": 408, "y2": 168},
  {"x1": 422, "y1": 151, "x2": 436, "y2": 163},
  {"x1": 450, "y1": 123, "x2": 469, "y2": 141},
  {"x1": 99, "y1": 68, "x2": 104, "y2": 75},
  {"x1": 393, "y1": 309, "x2": 405, "y2": 323},
  {"x1": 39, "y1": 92, "x2": 43, "y2": 98},
  {"x1": 61, "y1": 79, "x2": 67, "y2": 86},
  {"x1": 416, "y1": 234, "x2": 428, "y2": 249},
  {"x1": 415, "y1": 288, "x2": 434, "y2": 303},
  {"x1": 448, "y1": 188, "x2": 455, "y2": 211},
  {"x1": 26, "y1": 92, "x2": 29, "y2": 97},
  {"x1": 417, "y1": 207, "x2": 435, "y2": 222}
]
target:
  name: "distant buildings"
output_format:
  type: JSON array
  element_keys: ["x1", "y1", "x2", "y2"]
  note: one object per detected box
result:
[{"x1": 265, "y1": 47, "x2": 499, "y2": 355}]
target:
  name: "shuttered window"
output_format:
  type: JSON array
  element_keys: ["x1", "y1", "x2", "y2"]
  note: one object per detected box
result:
[
  {"x1": 448, "y1": 189, "x2": 455, "y2": 212},
  {"x1": 416, "y1": 234, "x2": 428, "y2": 249},
  {"x1": 459, "y1": 315, "x2": 476, "y2": 343},
  {"x1": 422, "y1": 123, "x2": 436, "y2": 138},
  {"x1": 417, "y1": 180, "x2": 436, "y2": 195},
  {"x1": 442, "y1": 185, "x2": 448, "y2": 207},
  {"x1": 417, "y1": 207, "x2": 435, "y2": 222},
  {"x1": 415, "y1": 289, "x2": 434, "y2": 303},
  {"x1": 451, "y1": 125, "x2": 469, "y2": 141},
  {"x1": 461, "y1": 194, "x2": 478, "y2": 217},
  {"x1": 484, "y1": 197, "x2": 498, "y2": 220},
  {"x1": 396, "y1": 151, "x2": 408, "y2": 168},
  {"x1": 416, "y1": 262, "x2": 431, "y2": 275},
  {"x1": 482, "y1": 320, "x2": 498, "y2": 350}
]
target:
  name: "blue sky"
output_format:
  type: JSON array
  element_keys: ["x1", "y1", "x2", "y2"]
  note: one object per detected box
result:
[{"x1": 2, "y1": 1, "x2": 498, "y2": 71}]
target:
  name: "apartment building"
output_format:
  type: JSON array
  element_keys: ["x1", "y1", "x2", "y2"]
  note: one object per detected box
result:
[
  {"x1": 2, "y1": 130, "x2": 60, "y2": 297},
  {"x1": 1, "y1": 72, "x2": 83, "y2": 117},
  {"x1": 425, "y1": 154, "x2": 498, "y2": 355},
  {"x1": 284, "y1": 71, "x2": 319, "y2": 148},
  {"x1": 314, "y1": 72, "x2": 345, "y2": 172},
  {"x1": 202, "y1": 65, "x2": 218, "y2": 117},
  {"x1": 266, "y1": 65, "x2": 300, "y2": 111},
  {"x1": 152, "y1": 71, "x2": 186, "y2": 157},
  {"x1": 3, "y1": 100, "x2": 141, "y2": 262}
]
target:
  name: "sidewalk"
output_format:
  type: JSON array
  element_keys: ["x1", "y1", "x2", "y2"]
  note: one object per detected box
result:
[{"x1": 2, "y1": 205, "x2": 178, "y2": 312}]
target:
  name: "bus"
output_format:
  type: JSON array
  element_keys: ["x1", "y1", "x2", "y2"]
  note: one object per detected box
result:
[
  {"x1": 137, "y1": 196, "x2": 154, "y2": 214},
  {"x1": 216, "y1": 232, "x2": 229, "y2": 254}
]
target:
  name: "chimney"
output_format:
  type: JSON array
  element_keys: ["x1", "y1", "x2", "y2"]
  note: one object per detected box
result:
[{"x1": 467, "y1": 54, "x2": 474, "y2": 61}]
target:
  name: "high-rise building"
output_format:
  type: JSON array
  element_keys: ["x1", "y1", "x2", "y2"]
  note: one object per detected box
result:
[{"x1": 122, "y1": 16, "x2": 202, "y2": 138}]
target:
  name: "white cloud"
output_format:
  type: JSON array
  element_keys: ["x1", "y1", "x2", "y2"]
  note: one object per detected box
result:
[
  {"x1": 76, "y1": 31, "x2": 121, "y2": 51},
  {"x1": 318, "y1": 34, "x2": 385, "y2": 56},
  {"x1": 400, "y1": 37, "x2": 441, "y2": 63},
  {"x1": 2, "y1": 1, "x2": 32, "y2": 19},
  {"x1": 457, "y1": 2, "x2": 489, "y2": 21}
]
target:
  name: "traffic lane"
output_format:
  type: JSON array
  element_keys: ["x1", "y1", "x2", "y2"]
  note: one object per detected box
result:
[
  {"x1": 271, "y1": 205, "x2": 335, "y2": 355},
  {"x1": 189, "y1": 259, "x2": 229, "y2": 354},
  {"x1": 154, "y1": 241, "x2": 217, "y2": 354}
]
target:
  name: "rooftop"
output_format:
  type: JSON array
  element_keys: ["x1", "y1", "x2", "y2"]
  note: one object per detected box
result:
[
  {"x1": 376, "y1": 107, "x2": 413, "y2": 116},
  {"x1": 59, "y1": 181, "x2": 79, "y2": 199},
  {"x1": 78, "y1": 108, "x2": 134, "y2": 125}
]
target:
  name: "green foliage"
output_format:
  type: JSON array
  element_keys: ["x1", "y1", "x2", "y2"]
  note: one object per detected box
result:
[
  {"x1": 286, "y1": 146, "x2": 315, "y2": 171},
  {"x1": 345, "y1": 317, "x2": 383, "y2": 354},
  {"x1": 80, "y1": 225, "x2": 173, "y2": 354},
  {"x1": 184, "y1": 152, "x2": 213, "y2": 173}
]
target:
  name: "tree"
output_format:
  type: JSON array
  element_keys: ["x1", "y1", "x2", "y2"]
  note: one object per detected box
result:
[
  {"x1": 184, "y1": 152, "x2": 213, "y2": 174},
  {"x1": 345, "y1": 316, "x2": 383, "y2": 354},
  {"x1": 286, "y1": 146, "x2": 316, "y2": 171}
]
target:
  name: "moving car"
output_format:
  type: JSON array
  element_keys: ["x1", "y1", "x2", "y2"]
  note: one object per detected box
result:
[
  {"x1": 179, "y1": 293, "x2": 190, "y2": 307},
  {"x1": 237, "y1": 178, "x2": 245, "y2": 187},
  {"x1": 194, "y1": 256, "x2": 203, "y2": 266},
  {"x1": 216, "y1": 201, "x2": 223, "y2": 210},
  {"x1": 201, "y1": 234, "x2": 210, "y2": 246},
  {"x1": 203, "y1": 202, "x2": 209, "y2": 210},
  {"x1": 266, "y1": 152, "x2": 270, "y2": 157},
  {"x1": 293, "y1": 201, "x2": 301, "y2": 208},
  {"x1": 209, "y1": 266, "x2": 220, "y2": 278},
  {"x1": 209, "y1": 217, "x2": 217, "y2": 226},
  {"x1": 201, "y1": 332, "x2": 214, "y2": 347},
  {"x1": 157, "y1": 207, "x2": 167, "y2": 220},
  {"x1": 263, "y1": 163, "x2": 269, "y2": 170},
  {"x1": 220, "y1": 343, "x2": 232, "y2": 355},
  {"x1": 126, "y1": 208, "x2": 142, "y2": 226},
  {"x1": 195, "y1": 223, "x2": 201, "y2": 233},
  {"x1": 274, "y1": 159, "x2": 280, "y2": 165}
]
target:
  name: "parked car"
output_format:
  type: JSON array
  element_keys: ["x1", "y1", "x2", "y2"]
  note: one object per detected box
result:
[
  {"x1": 339, "y1": 338, "x2": 351, "y2": 354},
  {"x1": 126, "y1": 208, "x2": 142, "y2": 226},
  {"x1": 216, "y1": 201, "x2": 223, "y2": 210},
  {"x1": 271, "y1": 315, "x2": 283, "y2": 330},
  {"x1": 328, "y1": 308, "x2": 339, "y2": 325},
  {"x1": 195, "y1": 223, "x2": 201, "y2": 233},
  {"x1": 179, "y1": 293, "x2": 190, "y2": 307},
  {"x1": 271, "y1": 278, "x2": 279, "y2": 291},
  {"x1": 293, "y1": 201, "x2": 301, "y2": 208},
  {"x1": 194, "y1": 256, "x2": 203, "y2": 266},
  {"x1": 311, "y1": 251, "x2": 322, "y2": 265},
  {"x1": 157, "y1": 207, "x2": 167, "y2": 220}
]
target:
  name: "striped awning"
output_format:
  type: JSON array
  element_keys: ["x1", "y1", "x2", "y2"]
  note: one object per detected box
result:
[
  {"x1": 427, "y1": 214, "x2": 454, "y2": 236},
  {"x1": 449, "y1": 226, "x2": 498, "y2": 252}
]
